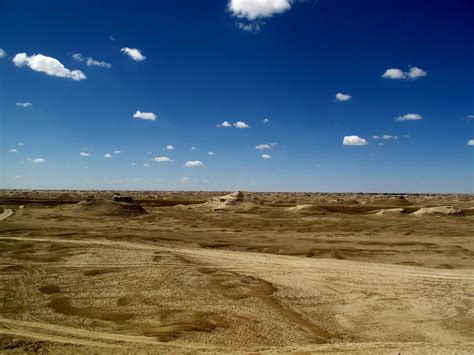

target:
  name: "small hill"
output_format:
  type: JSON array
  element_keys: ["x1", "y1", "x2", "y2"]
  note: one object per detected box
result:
[
  {"x1": 363, "y1": 195, "x2": 412, "y2": 206},
  {"x1": 200, "y1": 191, "x2": 263, "y2": 212},
  {"x1": 65, "y1": 195, "x2": 147, "y2": 217},
  {"x1": 412, "y1": 206, "x2": 464, "y2": 217},
  {"x1": 375, "y1": 208, "x2": 407, "y2": 216}
]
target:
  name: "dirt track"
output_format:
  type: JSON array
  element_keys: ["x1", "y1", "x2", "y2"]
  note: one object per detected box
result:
[{"x1": 0, "y1": 190, "x2": 473, "y2": 353}]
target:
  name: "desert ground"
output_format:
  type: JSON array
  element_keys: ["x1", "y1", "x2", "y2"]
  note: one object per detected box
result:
[{"x1": 0, "y1": 190, "x2": 473, "y2": 354}]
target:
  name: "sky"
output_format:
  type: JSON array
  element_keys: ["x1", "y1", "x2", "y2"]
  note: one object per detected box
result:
[{"x1": 1, "y1": 0, "x2": 473, "y2": 193}]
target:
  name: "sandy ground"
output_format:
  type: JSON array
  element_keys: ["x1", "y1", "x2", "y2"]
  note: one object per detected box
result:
[{"x1": 0, "y1": 190, "x2": 473, "y2": 353}]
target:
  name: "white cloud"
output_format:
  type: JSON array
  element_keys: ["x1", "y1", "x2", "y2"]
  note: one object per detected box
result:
[
  {"x1": 236, "y1": 22, "x2": 261, "y2": 33},
  {"x1": 467, "y1": 115, "x2": 474, "y2": 120},
  {"x1": 104, "y1": 153, "x2": 113, "y2": 158},
  {"x1": 153, "y1": 156, "x2": 172, "y2": 162},
  {"x1": 382, "y1": 68, "x2": 406, "y2": 79},
  {"x1": 217, "y1": 120, "x2": 232, "y2": 127},
  {"x1": 190, "y1": 146, "x2": 197, "y2": 150},
  {"x1": 335, "y1": 93, "x2": 351, "y2": 102},
  {"x1": 407, "y1": 66, "x2": 427, "y2": 79},
  {"x1": 343, "y1": 135, "x2": 369, "y2": 146},
  {"x1": 166, "y1": 144, "x2": 175, "y2": 150},
  {"x1": 32, "y1": 158, "x2": 45, "y2": 163},
  {"x1": 372, "y1": 134, "x2": 395, "y2": 140},
  {"x1": 144, "y1": 163, "x2": 150, "y2": 168},
  {"x1": 121, "y1": 47, "x2": 146, "y2": 61},
  {"x1": 382, "y1": 66, "x2": 427, "y2": 80},
  {"x1": 468, "y1": 139, "x2": 474, "y2": 146},
  {"x1": 255, "y1": 143, "x2": 277, "y2": 150},
  {"x1": 16, "y1": 102, "x2": 32, "y2": 107},
  {"x1": 13, "y1": 53, "x2": 86, "y2": 81},
  {"x1": 131, "y1": 162, "x2": 137, "y2": 166},
  {"x1": 18, "y1": 143, "x2": 24, "y2": 146},
  {"x1": 395, "y1": 113, "x2": 423, "y2": 121},
  {"x1": 72, "y1": 53, "x2": 84, "y2": 62},
  {"x1": 234, "y1": 121, "x2": 250, "y2": 128},
  {"x1": 228, "y1": 0, "x2": 292, "y2": 20},
  {"x1": 262, "y1": 118, "x2": 270, "y2": 124},
  {"x1": 133, "y1": 110, "x2": 157, "y2": 121},
  {"x1": 0, "y1": 48, "x2": 6, "y2": 58},
  {"x1": 180, "y1": 177, "x2": 190, "y2": 184},
  {"x1": 9, "y1": 149, "x2": 18, "y2": 153},
  {"x1": 184, "y1": 160, "x2": 205, "y2": 168},
  {"x1": 208, "y1": 151, "x2": 215, "y2": 156},
  {"x1": 403, "y1": 134, "x2": 411, "y2": 138},
  {"x1": 114, "y1": 150, "x2": 121, "y2": 154},
  {"x1": 86, "y1": 57, "x2": 111, "y2": 68},
  {"x1": 261, "y1": 154, "x2": 272, "y2": 159},
  {"x1": 80, "y1": 152, "x2": 90, "y2": 157}
]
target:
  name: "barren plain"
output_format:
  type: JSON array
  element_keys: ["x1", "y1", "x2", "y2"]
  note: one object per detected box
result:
[{"x1": 0, "y1": 190, "x2": 473, "y2": 354}]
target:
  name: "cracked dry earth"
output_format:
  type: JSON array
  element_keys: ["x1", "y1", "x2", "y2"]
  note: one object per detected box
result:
[{"x1": 0, "y1": 191, "x2": 473, "y2": 354}]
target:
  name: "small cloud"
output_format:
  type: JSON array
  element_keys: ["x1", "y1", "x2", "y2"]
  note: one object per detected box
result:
[
  {"x1": 236, "y1": 22, "x2": 261, "y2": 33},
  {"x1": 262, "y1": 118, "x2": 270, "y2": 124},
  {"x1": 217, "y1": 120, "x2": 232, "y2": 127},
  {"x1": 104, "y1": 153, "x2": 113, "y2": 158},
  {"x1": 114, "y1": 150, "x2": 121, "y2": 154},
  {"x1": 110, "y1": 35, "x2": 115, "y2": 41},
  {"x1": 343, "y1": 135, "x2": 369, "y2": 146},
  {"x1": 382, "y1": 66, "x2": 427, "y2": 80},
  {"x1": 131, "y1": 162, "x2": 137, "y2": 166},
  {"x1": 403, "y1": 134, "x2": 411, "y2": 138},
  {"x1": 153, "y1": 156, "x2": 172, "y2": 162},
  {"x1": 373, "y1": 134, "x2": 395, "y2": 140},
  {"x1": 208, "y1": 151, "x2": 215, "y2": 156},
  {"x1": 467, "y1": 139, "x2": 474, "y2": 146},
  {"x1": 0, "y1": 48, "x2": 6, "y2": 58},
  {"x1": 144, "y1": 163, "x2": 150, "y2": 167},
  {"x1": 255, "y1": 143, "x2": 277, "y2": 150},
  {"x1": 190, "y1": 146, "x2": 197, "y2": 150},
  {"x1": 121, "y1": 47, "x2": 146, "y2": 61},
  {"x1": 86, "y1": 57, "x2": 111, "y2": 68},
  {"x1": 467, "y1": 115, "x2": 474, "y2": 120},
  {"x1": 184, "y1": 160, "x2": 205, "y2": 168},
  {"x1": 18, "y1": 143, "x2": 24, "y2": 146},
  {"x1": 9, "y1": 149, "x2": 18, "y2": 153},
  {"x1": 180, "y1": 177, "x2": 190, "y2": 184},
  {"x1": 80, "y1": 152, "x2": 90, "y2": 157},
  {"x1": 228, "y1": 0, "x2": 292, "y2": 20},
  {"x1": 166, "y1": 144, "x2": 175, "y2": 150},
  {"x1": 381, "y1": 68, "x2": 406, "y2": 79},
  {"x1": 234, "y1": 121, "x2": 250, "y2": 129},
  {"x1": 406, "y1": 66, "x2": 427, "y2": 79},
  {"x1": 133, "y1": 110, "x2": 157, "y2": 121},
  {"x1": 32, "y1": 158, "x2": 45, "y2": 163},
  {"x1": 16, "y1": 102, "x2": 32, "y2": 108},
  {"x1": 261, "y1": 154, "x2": 272, "y2": 159},
  {"x1": 335, "y1": 93, "x2": 351, "y2": 102},
  {"x1": 13, "y1": 53, "x2": 86, "y2": 81},
  {"x1": 72, "y1": 53, "x2": 84, "y2": 62},
  {"x1": 395, "y1": 113, "x2": 423, "y2": 121}
]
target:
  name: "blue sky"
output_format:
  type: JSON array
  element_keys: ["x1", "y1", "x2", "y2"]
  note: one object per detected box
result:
[{"x1": 1, "y1": 0, "x2": 473, "y2": 193}]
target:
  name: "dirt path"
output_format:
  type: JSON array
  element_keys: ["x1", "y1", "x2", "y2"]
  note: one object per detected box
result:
[{"x1": 1, "y1": 235, "x2": 473, "y2": 353}]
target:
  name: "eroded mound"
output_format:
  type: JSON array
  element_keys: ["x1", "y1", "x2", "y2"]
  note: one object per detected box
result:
[
  {"x1": 200, "y1": 191, "x2": 263, "y2": 212},
  {"x1": 364, "y1": 195, "x2": 412, "y2": 206},
  {"x1": 375, "y1": 208, "x2": 406, "y2": 216},
  {"x1": 65, "y1": 196, "x2": 147, "y2": 217},
  {"x1": 412, "y1": 206, "x2": 464, "y2": 217},
  {"x1": 286, "y1": 204, "x2": 327, "y2": 214}
]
